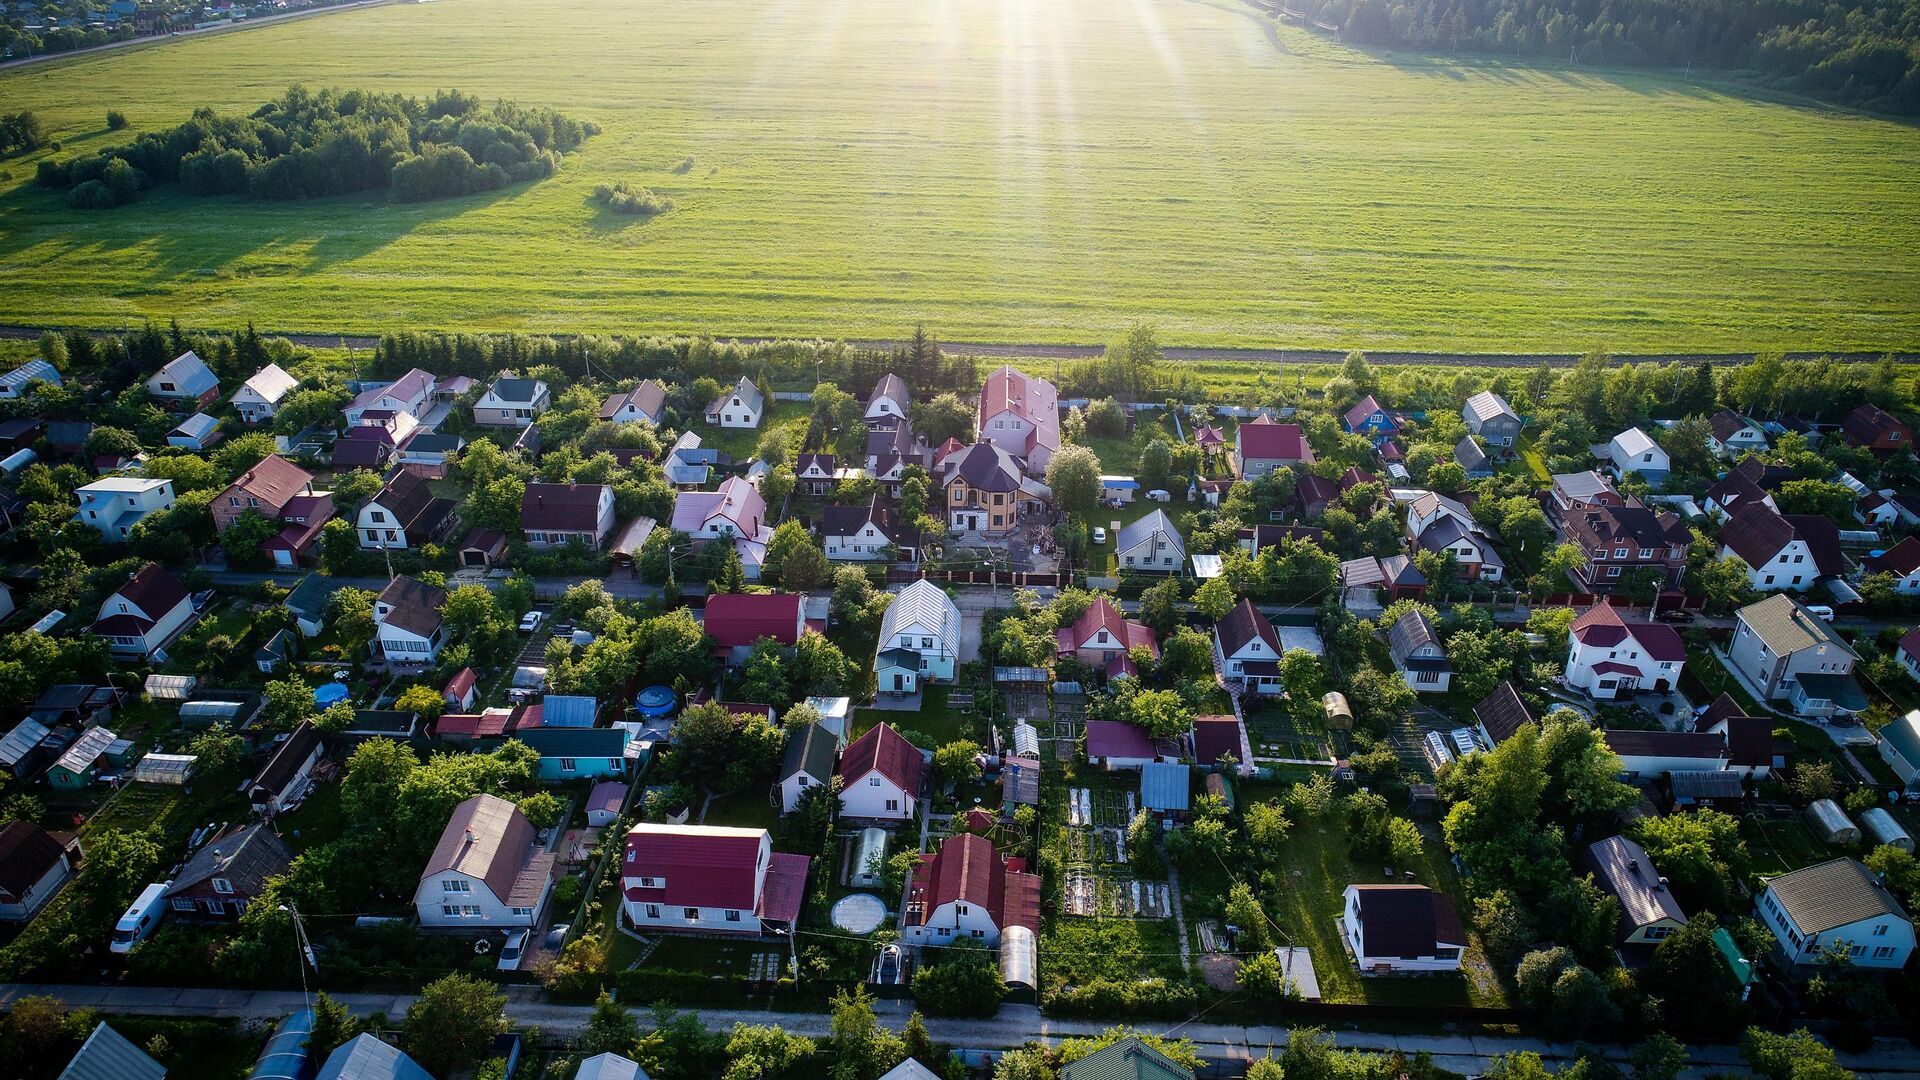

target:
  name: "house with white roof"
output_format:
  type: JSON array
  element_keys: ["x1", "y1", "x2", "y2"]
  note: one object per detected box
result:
[
  {"x1": 1115, "y1": 509, "x2": 1185, "y2": 573},
  {"x1": 414, "y1": 794, "x2": 556, "y2": 929},
  {"x1": 474, "y1": 377, "x2": 550, "y2": 427},
  {"x1": 875, "y1": 579, "x2": 961, "y2": 691},
  {"x1": 1604, "y1": 428, "x2": 1670, "y2": 485},
  {"x1": 977, "y1": 366, "x2": 1060, "y2": 475},
  {"x1": 706, "y1": 376, "x2": 765, "y2": 429},
  {"x1": 231, "y1": 363, "x2": 300, "y2": 423},
  {"x1": 0, "y1": 358, "x2": 61, "y2": 400},
  {"x1": 73, "y1": 477, "x2": 174, "y2": 541},
  {"x1": 145, "y1": 350, "x2": 220, "y2": 407},
  {"x1": 345, "y1": 368, "x2": 437, "y2": 426}
]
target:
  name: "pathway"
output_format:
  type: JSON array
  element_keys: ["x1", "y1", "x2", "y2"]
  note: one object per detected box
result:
[{"x1": 1164, "y1": 857, "x2": 1194, "y2": 968}]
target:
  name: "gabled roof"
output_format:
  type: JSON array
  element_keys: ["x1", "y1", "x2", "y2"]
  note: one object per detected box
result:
[
  {"x1": 1609, "y1": 426, "x2": 1662, "y2": 459},
  {"x1": 1215, "y1": 598, "x2": 1281, "y2": 657},
  {"x1": 821, "y1": 496, "x2": 899, "y2": 542},
  {"x1": 54, "y1": 726, "x2": 117, "y2": 775},
  {"x1": 166, "y1": 822, "x2": 291, "y2": 898},
  {"x1": 1086, "y1": 720, "x2": 1159, "y2": 760},
  {"x1": 227, "y1": 454, "x2": 314, "y2": 507},
  {"x1": 485, "y1": 376, "x2": 547, "y2": 403},
  {"x1": 1463, "y1": 390, "x2": 1518, "y2": 425},
  {"x1": 1236, "y1": 416, "x2": 1313, "y2": 462},
  {"x1": 1709, "y1": 409, "x2": 1761, "y2": 444},
  {"x1": 1587, "y1": 834, "x2": 1686, "y2": 930},
  {"x1": 1343, "y1": 394, "x2": 1389, "y2": 429},
  {"x1": 670, "y1": 476, "x2": 765, "y2": 535},
  {"x1": 1060, "y1": 598, "x2": 1159, "y2": 658},
  {"x1": 878, "y1": 579, "x2": 959, "y2": 648},
  {"x1": 240, "y1": 363, "x2": 299, "y2": 404},
  {"x1": 422, "y1": 794, "x2": 547, "y2": 906},
  {"x1": 1061, "y1": 1037, "x2": 1194, "y2": 1080},
  {"x1": 624, "y1": 823, "x2": 765, "y2": 908},
  {"x1": 1721, "y1": 504, "x2": 1845, "y2": 577},
  {"x1": 1473, "y1": 682, "x2": 1535, "y2": 745},
  {"x1": 781, "y1": 722, "x2": 838, "y2": 782},
  {"x1": 369, "y1": 470, "x2": 453, "y2": 537},
  {"x1": 1764, "y1": 857, "x2": 1909, "y2": 934},
  {"x1": 979, "y1": 366, "x2": 1059, "y2": 455},
  {"x1": 1454, "y1": 436, "x2": 1488, "y2": 473},
  {"x1": 1864, "y1": 535, "x2": 1920, "y2": 577},
  {"x1": 1117, "y1": 509, "x2": 1183, "y2": 557},
  {"x1": 317, "y1": 1035, "x2": 434, "y2": 1080},
  {"x1": 869, "y1": 372, "x2": 910, "y2": 411},
  {"x1": 912, "y1": 831, "x2": 1041, "y2": 934},
  {"x1": 0, "y1": 358, "x2": 60, "y2": 393},
  {"x1": 0, "y1": 821, "x2": 68, "y2": 898},
  {"x1": 1570, "y1": 604, "x2": 1685, "y2": 662},
  {"x1": 1553, "y1": 470, "x2": 1618, "y2": 503},
  {"x1": 599, "y1": 380, "x2": 667, "y2": 420},
  {"x1": 839, "y1": 722, "x2": 925, "y2": 792},
  {"x1": 348, "y1": 369, "x2": 435, "y2": 415},
  {"x1": 1386, "y1": 610, "x2": 1443, "y2": 665},
  {"x1": 1843, "y1": 402, "x2": 1911, "y2": 446},
  {"x1": 703, "y1": 592, "x2": 803, "y2": 648},
  {"x1": 150, "y1": 350, "x2": 218, "y2": 396},
  {"x1": 251, "y1": 721, "x2": 322, "y2": 802},
  {"x1": 1736, "y1": 593, "x2": 1855, "y2": 659},
  {"x1": 60, "y1": 1022, "x2": 167, "y2": 1080},
  {"x1": 1348, "y1": 884, "x2": 1464, "y2": 958},
  {"x1": 577, "y1": 1053, "x2": 651, "y2": 1080},
  {"x1": 1601, "y1": 728, "x2": 1724, "y2": 761},
  {"x1": 522, "y1": 483, "x2": 609, "y2": 531},
  {"x1": 107, "y1": 563, "x2": 190, "y2": 621},
  {"x1": 284, "y1": 573, "x2": 339, "y2": 617},
  {"x1": 375, "y1": 576, "x2": 446, "y2": 638}
]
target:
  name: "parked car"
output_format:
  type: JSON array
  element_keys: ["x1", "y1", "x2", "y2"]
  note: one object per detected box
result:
[
  {"x1": 1804, "y1": 604, "x2": 1836, "y2": 621},
  {"x1": 1092, "y1": 527, "x2": 1108, "y2": 545},
  {"x1": 518, "y1": 610, "x2": 545, "y2": 634},
  {"x1": 1656, "y1": 608, "x2": 1693, "y2": 624},
  {"x1": 497, "y1": 928, "x2": 530, "y2": 971}
]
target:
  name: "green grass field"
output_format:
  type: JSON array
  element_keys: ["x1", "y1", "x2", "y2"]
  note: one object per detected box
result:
[{"x1": 1, "y1": 0, "x2": 1917, "y2": 351}]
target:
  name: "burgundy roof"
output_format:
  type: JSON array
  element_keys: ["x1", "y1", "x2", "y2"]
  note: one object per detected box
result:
[
  {"x1": 839, "y1": 723, "x2": 926, "y2": 791},
  {"x1": 1237, "y1": 417, "x2": 1313, "y2": 463},
  {"x1": 758, "y1": 852, "x2": 811, "y2": 922},
  {"x1": 111, "y1": 564, "x2": 189, "y2": 621},
  {"x1": 1086, "y1": 720, "x2": 1157, "y2": 760},
  {"x1": 624, "y1": 825, "x2": 765, "y2": 909},
  {"x1": 1344, "y1": 395, "x2": 1389, "y2": 430},
  {"x1": 1865, "y1": 536, "x2": 1920, "y2": 577},
  {"x1": 1844, "y1": 402, "x2": 1911, "y2": 446},
  {"x1": 1722, "y1": 504, "x2": 1845, "y2": 577},
  {"x1": 1570, "y1": 604, "x2": 1684, "y2": 662},
  {"x1": 1337, "y1": 467, "x2": 1379, "y2": 491},
  {"x1": 1059, "y1": 598, "x2": 1159, "y2": 657},
  {"x1": 1191, "y1": 715, "x2": 1244, "y2": 765},
  {"x1": 1901, "y1": 626, "x2": 1920, "y2": 660},
  {"x1": 703, "y1": 593, "x2": 803, "y2": 648},
  {"x1": 1216, "y1": 598, "x2": 1281, "y2": 657},
  {"x1": 1602, "y1": 728, "x2": 1725, "y2": 760},
  {"x1": 521, "y1": 483, "x2": 609, "y2": 531}
]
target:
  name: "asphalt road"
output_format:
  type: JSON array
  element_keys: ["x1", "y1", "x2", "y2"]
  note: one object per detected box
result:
[
  {"x1": 0, "y1": 0, "x2": 407, "y2": 72},
  {"x1": 3, "y1": 983, "x2": 1917, "y2": 1076}
]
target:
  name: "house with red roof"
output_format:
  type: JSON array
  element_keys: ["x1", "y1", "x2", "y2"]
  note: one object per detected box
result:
[
  {"x1": 443, "y1": 668, "x2": 478, "y2": 712},
  {"x1": 901, "y1": 832, "x2": 1039, "y2": 947},
  {"x1": 976, "y1": 366, "x2": 1059, "y2": 475},
  {"x1": 1563, "y1": 604, "x2": 1686, "y2": 700},
  {"x1": 1898, "y1": 627, "x2": 1920, "y2": 683},
  {"x1": 1864, "y1": 536, "x2": 1920, "y2": 596},
  {"x1": 837, "y1": 723, "x2": 926, "y2": 820},
  {"x1": 90, "y1": 564, "x2": 195, "y2": 661},
  {"x1": 1085, "y1": 720, "x2": 1175, "y2": 771},
  {"x1": 702, "y1": 592, "x2": 806, "y2": 666},
  {"x1": 1212, "y1": 599, "x2": 1284, "y2": 695},
  {"x1": 620, "y1": 824, "x2": 809, "y2": 935},
  {"x1": 1055, "y1": 598, "x2": 1159, "y2": 678},
  {"x1": 1233, "y1": 416, "x2": 1313, "y2": 479},
  {"x1": 1842, "y1": 402, "x2": 1913, "y2": 456},
  {"x1": 1190, "y1": 715, "x2": 1251, "y2": 772}
]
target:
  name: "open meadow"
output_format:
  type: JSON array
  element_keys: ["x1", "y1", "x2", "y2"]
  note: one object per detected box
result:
[{"x1": 0, "y1": 0, "x2": 1917, "y2": 351}]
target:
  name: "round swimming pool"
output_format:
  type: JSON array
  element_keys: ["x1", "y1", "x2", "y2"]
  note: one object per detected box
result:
[
  {"x1": 313, "y1": 682, "x2": 350, "y2": 708},
  {"x1": 829, "y1": 893, "x2": 887, "y2": 935},
  {"x1": 635, "y1": 685, "x2": 676, "y2": 717}
]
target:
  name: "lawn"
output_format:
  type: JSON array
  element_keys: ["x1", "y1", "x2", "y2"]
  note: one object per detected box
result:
[
  {"x1": 1, "y1": 0, "x2": 1917, "y2": 352},
  {"x1": 850, "y1": 686, "x2": 979, "y2": 748},
  {"x1": 701, "y1": 785, "x2": 780, "y2": 832}
]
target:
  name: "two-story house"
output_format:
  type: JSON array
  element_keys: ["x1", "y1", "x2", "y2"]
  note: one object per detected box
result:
[
  {"x1": 1342, "y1": 395, "x2": 1397, "y2": 437},
  {"x1": 1549, "y1": 470, "x2": 1627, "y2": 513},
  {"x1": 1556, "y1": 504, "x2": 1690, "y2": 592},
  {"x1": 671, "y1": 476, "x2": 772, "y2": 576},
  {"x1": 1604, "y1": 427, "x2": 1670, "y2": 485},
  {"x1": 1387, "y1": 609, "x2": 1450, "y2": 693},
  {"x1": 822, "y1": 496, "x2": 909, "y2": 562},
  {"x1": 345, "y1": 368, "x2": 437, "y2": 426},
  {"x1": 620, "y1": 824, "x2": 809, "y2": 935},
  {"x1": 474, "y1": 377, "x2": 551, "y2": 427},
  {"x1": 73, "y1": 477, "x2": 174, "y2": 541},
  {"x1": 1705, "y1": 457, "x2": 1794, "y2": 520},
  {"x1": 1585, "y1": 835, "x2": 1687, "y2": 948},
  {"x1": 1718, "y1": 503, "x2": 1845, "y2": 592},
  {"x1": 1757, "y1": 858, "x2": 1914, "y2": 969},
  {"x1": 1057, "y1": 598, "x2": 1158, "y2": 679},
  {"x1": 522, "y1": 483, "x2": 616, "y2": 549},
  {"x1": 1863, "y1": 536, "x2": 1920, "y2": 595},
  {"x1": 1404, "y1": 492, "x2": 1504, "y2": 582},
  {"x1": 1564, "y1": 603, "x2": 1686, "y2": 698},
  {"x1": 901, "y1": 832, "x2": 1040, "y2": 947},
  {"x1": 705, "y1": 376, "x2": 765, "y2": 429},
  {"x1": 941, "y1": 441, "x2": 1044, "y2": 535},
  {"x1": 90, "y1": 564, "x2": 195, "y2": 660},
  {"x1": 1462, "y1": 391, "x2": 1522, "y2": 448},
  {"x1": 372, "y1": 575, "x2": 448, "y2": 664},
  {"x1": 415, "y1": 794, "x2": 556, "y2": 930},
  {"x1": 1233, "y1": 416, "x2": 1314, "y2": 479},
  {"x1": 704, "y1": 592, "x2": 806, "y2": 666},
  {"x1": 1842, "y1": 403, "x2": 1913, "y2": 456},
  {"x1": 145, "y1": 350, "x2": 219, "y2": 407},
  {"x1": 774, "y1": 722, "x2": 838, "y2": 815},
  {"x1": 838, "y1": 723, "x2": 926, "y2": 821},
  {"x1": 875, "y1": 579, "x2": 961, "y2": 692},
  {"x1": 1729, "y1": 594, "x2": 1866, "y2": 717},
  {"x1": 865, "y1": 372, "x2": 910, "y2": 425},
  {"x1": 163, "y1": 822, "x2": 291, "y2": 920},
  {"x1": 1213, "y1": 598, "x2": 1284, "y2": 695},
  {"x1": 212, "y1": 454, "x2": 333, "y2": 566},
  {"x1": 1115, "y1": 510, "x2": 1186, "y2": 573},
  {"x1": 231, "y1": 364, "x2": 299, "y2": 424},
  {"x1": 598, "y1": 380, "x2": 667, "y2": 425},
  {"x1": 1706, "y1": 410, "x2": 1769, "y2": 459},
  {"x1": 977, "y1": 366, "x2": 1059, "y2": 475},
  {"x1": 796, "y1": 453, "x2": 837, "y2": 496},
  {"x1": 1342, "y1": 884, "x2": 1465, "y2": 973},
  {"x1": 357, "y1": 469, "x2": 457, "y2": 551}
]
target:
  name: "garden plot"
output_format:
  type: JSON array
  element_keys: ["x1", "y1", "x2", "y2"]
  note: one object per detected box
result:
[
  {"x1": 1062, "y1": 872, "x2": 1173, "y2": 918},
  {"x1": 1056, "y1": 783, "x2": 1169, "y2": 919}
]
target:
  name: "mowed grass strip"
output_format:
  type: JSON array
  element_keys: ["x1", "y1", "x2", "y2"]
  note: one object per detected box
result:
[{"x1": 0, "y1": 0, "x2": 1916, "y2": 351}]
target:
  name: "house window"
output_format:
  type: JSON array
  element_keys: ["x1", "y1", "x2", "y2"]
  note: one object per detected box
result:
[
  {"x1": 725, "y1": 909, "x2": 741, "y2": 922},
  {"x1": 173, "y1": 898, "x2": 196, "y2": 912},
  {"x1": 464, "y1": 905, "x2": 480, "y2": 916},
  {"x1": 684, "y1": 907, "x2": 699, "y2": 920},
  {"x1": 869, "y1": 777, "x2": 880, "y2": 787},
  {"x1": 559, "y1": 758, "x2": 577, "y2": 772},
  {"x1": 1645, "y1": 925, "x2": 1672, "y2": 941},
  {"x1": 645, "y1": 904, "x2": 661, "y2": 919},
  {"x1": 511, "y1": 907, "x2": 531, "y2": 917},
  {"x1": 443, "y1": 879, "x2": 470, "y2": 893},
  {"x1": 971, "y1": 928, "x2": 985, "y2": 937},
  {"x1": 1874, "y1": 924, "x2": 1889, "y2": 936},
  {"x1": 212, "y1": 878, "x2": 233, "y2": 895},
  {"x1": 638, "y1": 877, "x2": 659, "y2": 888},
  {"x1": 957, "y1": 903, "x2": 969, "y2": 915},
  {"x1": 205, "y1": 900, "x2": 225, "y2": 915},
  {"x1": 886, "y1": 799, "x2": 900, "y2": 811},
  {"x1": 1874, "y1": 946, "x2": 1896, "y2": 959},
  {"x1": 1415, "y1": 671, "x2": 1438, "y2": 684}
]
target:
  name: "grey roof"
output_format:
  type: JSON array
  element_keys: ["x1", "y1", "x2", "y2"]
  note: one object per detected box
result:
[
  {"x1": 376, "y1": 576, "x2": 446, "y2": 638},
  {"x1": 1117, "y1": 509, "x2": 1184, "y2": 560},
  {"x1": 1736, "y1": 593, "x2": 1856, "y2": 659},
  {"x1": 1586, "y1": 835, "x2": 1686, "y2": 931},
  {"x1": 1463, "y1": 390, "x2": 1517, "y2": 425},
  {"x1": 59, "y1": 1022, "x2": 166, "y2": 1080},
  {"x1": 578, "y1": 1054, "x2": 653, "y2": 1080},
  {"x1": 1061, "y1": 1037, "x2": 1195, "y2": 1080},
  {"x1": 486, "y1": 377, "x2": 546, "y2": 403},
  {"x1": 1764, "y1": 858, "x2": 1909, "y2": 934},
  {"x1": 1454, "y1": 436, "x2": 1488, "y2": 472},
  {"x1": 1386, "y1": 610, "x2": 1443, "y2": 665},
  {"x1": 541, "y1": 695, "x2": 598, "y2": 727},
  {"x1": 0, "y1": 358, "x2": 61, "y2": 393},
  {"x1": 1795, "y1": 672, "x2": 1869, "y2": 712},
  {"x1": 284, "y1": 574, "x2": 339, "y2": 617},
  {"x1": 781, "y1": 722, "x2": 838, "y2": 783},
  {"x1": 1140, "y1": 761, "x2": 1190, "y2": 812},
  {"x1": 166, "y1": 822, "x2": 292, "y2": 898},
  {"x1": 316, "y1": 1035, "x2": 434, "y2": 1080}
]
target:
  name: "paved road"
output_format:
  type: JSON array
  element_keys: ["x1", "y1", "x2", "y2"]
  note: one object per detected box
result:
[
  {"x1": 3, "y1": 984, "x2": 1916, "y2": 1076},
  {"x1": 0, "y1": 0, "x2": 405, "y2": 71},
  {"x1": 1, "y1": 325, "x2": 1910, "y2": 368}
]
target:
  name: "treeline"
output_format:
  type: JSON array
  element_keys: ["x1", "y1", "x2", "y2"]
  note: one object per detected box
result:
[
  {"x1": 33, "y1": 85, "x2": 598, "y2": 209},
  {"x1": 1293, "y1": 0, "x2": 1920, "y2": 114},
  {"x1": 0, "y1": 23, "x2": 133, "y2": 62}
]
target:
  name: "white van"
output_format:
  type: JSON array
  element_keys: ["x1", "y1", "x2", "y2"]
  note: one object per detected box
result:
[
  {"x1": 110, "y1": 881, "x2": 172, "y2": 954},
  {"x1": 1805, "y1": 604, "x2": 1836, "y2": 622}
]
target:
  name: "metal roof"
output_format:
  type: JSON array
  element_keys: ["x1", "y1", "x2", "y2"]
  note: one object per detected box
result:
[
  {"x1": 1140, "y1": 761, "x2": 1190, "y2": 811},
  {"x1": 59, "y1": 1023, "x2": 166, "y2": 1080},
  {"x1": 1763, "y1": 857, "x2": 1908, "y2": 934}
]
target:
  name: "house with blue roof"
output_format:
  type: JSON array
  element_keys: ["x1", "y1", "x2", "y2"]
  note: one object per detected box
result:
[
  {"x1": 1140, "y1": 761, "x2": 1191, "y2": 816},
  {"x1": 540, "y1": 695, "x2": 598, "y2": 728}
]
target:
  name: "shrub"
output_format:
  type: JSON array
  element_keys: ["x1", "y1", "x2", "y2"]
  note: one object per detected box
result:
[
  {"x1": 593, "y1": 179, "x2": 673, "y2": 216},
  {"x1": 106, "y1": 110, "x2": 128, "y2": 130}
]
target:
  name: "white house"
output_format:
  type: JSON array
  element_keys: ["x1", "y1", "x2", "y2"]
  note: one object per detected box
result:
[
  {"x1": 0, "y1": 358, "x2": 60, "y2": 400},
  {"x1": 1600, "y1": 728, "x2": 1728, "y2": 780},
  {"x1": 372, "y1": 576, "x2": 448, "y2": 664},
  {"x1": 1862, "y1": 537, "x2": 1920, "y2": 595},
  {"x1": 357, "y1": 470, "x2": 456, "y2": 551},
  {"x1": 414, "y1": 794, "x2": 556, "y2": 930},
  {"x1": 901, "y1": 832, "x2": 1040, "y2": 947},
  {"x1": 1728, "y1": 594, "x2": 1866, "y2": 718},
  {"x1": 1604, "y1": 428, "x2": 1670, "y2": 485},
  {"x1": 598, "y1": 380, "x2": 667, "y2": 425},
  {"x1": 474, "y1": 377, "x2": 550, "y2": 427},
  {"x1": 1707, "y1": 410, "x2": 1768, "y2": 459},
  {"x1": 866, "y1": 372, "x2": 911, "y2": 423},
  {"x1": 706, "y1": 377, "x2": 765, "y2": 429},
  {"x1": 1387, "y1": 610, "x2": 1451, "y2": 694},
  {"x1": 977, "y1": 366, "x2": 1060, "y2": 475},
  {"x1": 0, "y1": 821, "x2": 76, "y2": 923},
  {"x1": 774, "y1": 722, "x2": 837, "y2": 815},
  {"x1": 1717, "y1": 503, "x2": 1846, "y2": 593},
  {"x1": 874, "y1": 579, "x2": 961, "y2": 691},
  {"x1": 1757, "y1": 858, "x2": 1914, "y2": 970},
  {"x1": 1341, "y1": 884, "x2": 1465, "y2": 973},
  {"x1": 89, "y1": 564, "x2": 195, "y2": 660},
  {"x1": 822, "y1": 497, "x2": 907, "y2": 562},
  {"x1": 1563, "y1": 603, "x2": 1686, "y2": 699},
  {"x1": 145, "y1": 351, "x2": 219, "y2": 406},
  {"x1": 522, "y1": 483, "x2": 617, "y2": 550},
  {"x1": 837, "y1": 723, "x2": 926, "y2": 821},
  {"x1": 1878, "y1": 707, "x2": 1920, "y2": 796},
  {"x1": 1115, "y1": 509, "x2": 1185, "y2": 573},
  {"x1": 246, "y1": 721, "x2": 322, "y2": 816},
  {"x1": 73, "y1": 477, "x2": 174, "y2": 541},
  {"x1": 1213, "y1": 599, "x2": 1284, "y2": 695},
  {"x1": 231, "y1": 364, "x2": 299, "y2": 424},
  {"x1": 620, "y1": 824, "x2": 810, "y2": 935},
  {"x1": 345, "y1": 368, "x2": 437, "y2": 426}
]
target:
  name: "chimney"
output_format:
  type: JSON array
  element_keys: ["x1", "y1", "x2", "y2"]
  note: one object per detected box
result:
[
  {"x1": 464, "y1": 829, "x2": 476, "y2": 845},
  {"x1": 1656, "y1": 876, "x2": 1669, "y2": 892}
]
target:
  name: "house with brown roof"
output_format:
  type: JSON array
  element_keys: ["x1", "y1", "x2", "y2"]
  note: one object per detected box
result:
[
  {"x1": 1601, "y1": 728, "x2": 1728, "y2": 779},
  {"x1": 414, "y1": 794, "x2": 556, "y2": 929},
  {"x1": 1718, "y1": 503, "x2": 1846, "y2": 593},
  {"x1": 1212, "y1": 598, "x2": 1284, "y2": 694},
  {"x1": 164, "y1": 822, "x2": 292, "y2": 920},
  {"x1": 1342, "y1": 394, "x2": 1397, "y2": 437},
  {"x1": 1387, "y1": 610, "x2": 1450, "y2": 694},
  {"x1": 796, "y1": 452, "x2": 837, "y2": 496},
  {"x1": 941, "y1": 441, "x2": 1045, "y2": 535},
  {"x1": 1842, "y1": 403, "x2": 1913, "y2": 456},
  {"x1": 1706, "y1": 410, "x2": 1768, "y2": 459},
  {"x1": 620, "y1": 823, "x2": 809, "y2": 935},
  {"x1": 977, "y1": 366, "x2": 1059, "y2": 475},
  {"x1": 0, "y1": 821, "x2": 78, "y2": 922},
  {"x1": 1341, "y1": 884, "x2": 1464, "y2": 973},
  {"x1": 1704, "y1": 457, "x2": 1793, "y2": 520},
  {"x1": 1233, "y1": 416, "x2": 1314, "y2": 479},
  {"x1": 598, "y1": 380, "x2": 667, "y2": 425},
  {"x1": 1564, "y1": 604, "x2": 1686, "y2": 699},
  {"x1": 90, "y1": 563, "x2": 195, "y2": 660},
  {"x1": 357, "y1": 469, "x2": 456, "y2": 551},
  {"x1": 1698, "y1": 693, "x2": 1775, "y2": 779},
  {"x1": 1472, "y1": 683, "x2": 1535, "y2": 749},
  {"x1": 213, "y1": 454, "x2": 334, "y2": 567},
  {"x1": 838, "y1": 723, "x2": 926, "y2": 821},
  {"x1": 901, "y1": 832, "x2": 1039, "y2": 947},
  {"x1": 1057, "y1": 598, "x2": 1159, "y2": 679},
  {"x1": 1555, "y1": 503, "x2": 1690, "y2": 593},
  {"x1": 522, "y1": 483, "x2": 616, "y2": 549},
  {"x1": 1863, "y1": 536, "x2": 1920, "y2": 595},
  {"x1": 372, "y1": 576, "x2": 448, "y2": 664},
  {"x1": 1585, "y1": 835, "x2": 1687, "y2": 947},
  {"x1": 822, "y1": 496, "x2": 909, "y2": 562},
  {"x1": 248, "y1": 721, "x2": 323, "y2": 815}
]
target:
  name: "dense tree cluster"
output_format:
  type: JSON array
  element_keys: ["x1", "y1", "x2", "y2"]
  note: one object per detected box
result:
[
  {"x1": 1296, "y1": 0, "x2": 1920, "y2": 114},
  {"x1": 34, "y1": 85, "x2": 597, "y2": 208}
]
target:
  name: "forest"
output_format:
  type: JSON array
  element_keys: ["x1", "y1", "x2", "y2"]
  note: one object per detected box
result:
[
  {"x1": 31, "y1": 85, "x2": 598, "y2": 208},
  {"x1": 1297, "y1": 0, "x2": 1920, "y2": 113}
]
